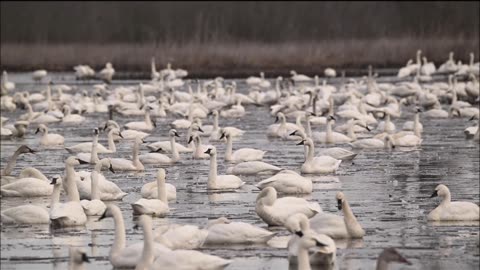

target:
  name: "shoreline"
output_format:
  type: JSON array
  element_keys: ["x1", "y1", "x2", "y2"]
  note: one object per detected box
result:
[{"x1": 1, "y1": 38, "x2": 478, "y2": 77}]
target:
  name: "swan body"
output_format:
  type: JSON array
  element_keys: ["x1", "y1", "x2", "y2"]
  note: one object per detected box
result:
[
  {"x1": 79, "y1": 161, "x2": 107, "y2": 216},
  {"x1": 298, "y1": 138, "x2": 342, "y2": 174},
  {"x1": 256, "y1": 170, "x2": 312, "y2": 194},
  {"x1": 428, "y1": 184, "x2": 479, "y2": 221},
  {"x1": 222, "y1": 131, "x2": 265, "y2": 162},
  {"x1": 35, "y1": 124, "x2": 64, "y2": 146},
  {"x1": 1, "y1": 177, "x2": 53, "y2": 197},
  {"x1": 226, "y1": 161, "x2": 282, "y2": 175},
  {"x1": 1, "y1": 204, "x2": 50, "y2": 224},
  {"x1": 110, "y1": 137, "x2": 144, "y2": 171},
  {"x1": 205, "y1": 148, "x2": 245, "y2": 190},
  {"x1": 205, "y1": 217, "x2": 275, "y2": 244},
  {"x1": 141, "y1": 169, "x2": 177, "y2": 200},
  {"x1": 132, "y1": 169, "x2": 170, "y2": 217},
  {"x1": 349, "y1": 136, "x2": 394, "y2": 149},
  {"x1": 256, "y1": 187, "x2": 322, "y2": 226},
  {"x1": 154, "y1": 224, "x2": 208, "y2": 249},
  {"x1": 317, "y1": 147, "x2": 357, "y2": 161}
]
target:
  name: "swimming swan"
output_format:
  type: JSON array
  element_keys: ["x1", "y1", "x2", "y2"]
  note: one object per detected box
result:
[
  {"x1": 98, "y1": 204, "x2": 171, "y2": 268},
  {"x1": 221, "y1": 131, "x2": 265, "y2": 162},
  {"x1": 310, "y1": 191, "x2": 365, "y2": 238},
  {"x1": 256, "y1": 170, "x2": 312, "y2": 194},
  {"x1": 35, "y1": 124, "x2": 64, "y2": 146},
  {"x1": 110, "y1": 137, "x2": 145, "y2": 171},
  {"x1": 226, "y1": 161, "x2": 282, "y2": 175},
  {"x1": 131, "y1": 168, "x2": 170, "y2": 217},
  {"x1": 141, "y1": 169, "x2": 177, "y2": 201},
  {"x1": 66, "y1": 128, "x2": 120, "y2": 154},
  {"x1": 80, "y1": 162, "x2": 107, "y2": 216},
  {"x1": 204, "y1": 147, "x2": 245, "y2": 190},
  {"x1": 154, "y1": 223, "x2": 209, "y2": 249},
  {"x1": 255, "y1": 187, "x2": 322, "y2": 226},
  {"x1": 205, "y1": 216, "x2": 275, "y2": 244},
  {"x1": 428, "y1": 184, "x2": 479, "y2": 221},
  {"x1": 147, "y1": 129, "x2": 192, "y2": 153},
  {"x1": 297, "y1": 138, "x2": 342, "y2": 174},
  {"x1": 50, "y1": 157, "x2": 88, "y2": 227},
  {"x1": 0, "y1": 145, "x2": 36, "y2": 184}
]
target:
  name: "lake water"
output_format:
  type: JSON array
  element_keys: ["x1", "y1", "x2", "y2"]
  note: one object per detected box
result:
[{"x1": 1, "y1": 73, "x2": 479, "y2": 270}]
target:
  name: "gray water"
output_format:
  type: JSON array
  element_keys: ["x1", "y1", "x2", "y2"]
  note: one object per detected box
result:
[{"x1": 1, "y1": 73, "x2": 479, "y2": 270}]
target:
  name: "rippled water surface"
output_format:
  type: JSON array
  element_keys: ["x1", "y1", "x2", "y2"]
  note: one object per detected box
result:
[{"x1": 1, "y1": 73, "x2": 479, "y2": 270}]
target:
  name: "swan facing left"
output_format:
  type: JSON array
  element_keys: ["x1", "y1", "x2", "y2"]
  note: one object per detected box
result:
[{"x1": 428, "y1": 184, "x2": 479, "y2": 221}]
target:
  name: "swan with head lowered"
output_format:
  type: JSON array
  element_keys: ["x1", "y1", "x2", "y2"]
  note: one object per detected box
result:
[
  {"x1": 297, "y1": 138, "x2": 342, "y2": 174},
  {"x1": 256, "y1": 187, "x2": 322, "y2": 226},
  {"x1": 204, "y1": 216, "x2": 275, "y2": 245},
  {"x1": 221, "y1": 131, "x2": 266, "y2": 162},
  {"x1": 135, "y1": 214, "x2": 232, "y2": 270},
  {"x1": 131, "y1": 167, "x2": 170, "y2": 217},
  {"x1": 98, "y1": 204, "x2": 171, "y2": 268},
  {"x1": 284, "y1": 213, "x2": 336, "y2": 267},
  {"x1": 256, "y1": 170, "x2": 312, "y2": 194},
  {"x1": 309, "y1": 191, "x2": 365, "y2": 239},
  {"x1": 204, "y1": 147, "x2": 245, "y2": 190},
  {"x1": 428, "y1": 184, "x2": 479, "y2": 221},
  {"x1": 141, "y1": 169, "x2": 177, "y2": 201},
  {"x1": 49, "y1": 157, "x2": 88, "y2": 227}
]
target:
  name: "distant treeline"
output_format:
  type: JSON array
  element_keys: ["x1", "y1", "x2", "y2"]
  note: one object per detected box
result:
[{"x1": 1, "y1": 1, "x2": 479, "y2": 44}]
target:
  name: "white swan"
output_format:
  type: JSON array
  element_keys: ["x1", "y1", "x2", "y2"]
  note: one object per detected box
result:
[
  {"x1": 98, "y1": 62, "x2": 115, "y2": 83},
  {"x1": 67, "y1": 128, "x2": 119, "y2": 154},
  {"x1": 267, "y1": 112, "x2": 299, "y2": 139},
  {"x1": 62, "y1": 105, "x2": 85, "y2": 123},
  {"x1": 255, "y1": 187, "x2": 322, "y2": 226},
  {"x1": 205, "y1": 216, "x2": 275, "y2": 244},
  {"x1": 76, "y1": 158, "x2": 127, "y2": 200},
  {"x1": 298, "y1": 138, "x2": 342, "y2": 174},
  {"x1": 105, "y1": 120, "x2": 150, "y2": 141},
  {"x1": 402, "y1": 108, "x2": 423, "y2": 133},
  {"x1": 207, "y1": 110, "x2": 245, "y2": 141},
  {"x1": 226, "y1": 161, "x2": 282, "y2": 175},
  {"x1": 124, "y1": 106, "x2": 156, "y2": 131},
  {"x1": 290, "y1": 70, "x2": 312, "y2": 82},
  {"x1": 139, "y1": 145, "x2": 180, "y2": 164},
  {"x1": 32, "y1": 69, "x2": 48, "y2": 82},
  {"x1": 349, "y1": 135, "x2": 395, "y2": 149},
  {"x1": 79, "y1": 162, "x2": 107, "y2": 216},
  {"x1": 1, "y1": 71, "x2": 15, "y2": 92},
  {"x1": 428, "y1": 184, "x2": 479, "y2": 221},
  {"x1": 50, "y1": 157, "x2": 88, "y2": 227},
  {"x1": 0, "y1": 145, "x2": 37, "y2": 183},
  {"x1": 312, "y1": 116, "x2": 352, "y2": 144},
  {"x1": 1, "y1": 169, "x2": 53, "y2": 197},
  {"x1": 317, "y1": 147, "x2": 357, "y2": 161},
  {"x1": 154, "y1": 224, "x2": 208, "y2": 249},
  {"x1": 204, "y1": 147, "x2": 245, "y2": 190},
  {"x1": 136, "y1": 215, "x2": 232, "y2": 270},
  {"x1": 284, "y1": 213, "x2": 336, "y2": 267},
  {"x1": 98, "y1": 204, "x2": 171, "y2": 268},
  {"x1": 141, "y1": 169, "x2": 176, "y2": 201},
  {"x1": 147, "y1": 129, "x2": 192, "y2": 153},
  {"x1": 310, "y1": 191, "x2": 365, "y2": 238},
  {"x1": 256, "y1": 170, "x2": 312, "y2": 194},
  {"x1": 132, "y1": 168, "x2": 170, "y2": 217},
  {"x1": 68, "y1": 247, "x2": 90, "y2": 270},
  {"x1": 189, "y1": 133, "x2": 213, "y2": 159},
  {"x1": 221, "y1": 131, "x2": 265, "y2": 162},
  {"x1": 35, "y1": 124, "x2": 64, "y2": 146},
  {"x1": 110, "y1": 137, "x2": 145, "y2": 171}
]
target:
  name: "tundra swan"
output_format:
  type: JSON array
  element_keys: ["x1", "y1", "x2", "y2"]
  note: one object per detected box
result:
[
  {"x1": 110, "y1": 137, "x2": 145, "y2": 171},
  {"x1": 0, "y1": 145, "x2": 36, "y2": 182},
  {"x1": 67, "y1": 128, "x2": 119, "y2": 154},
  {"x1": 147, "y1": 129, "x2": 192, "y2": 153},
  {"x1": 98, "y1": 62, "x2": 115, "y2": 83},
  {"x1": 204, "y1": 148, "x2": 245, "y2": 190},
  {"x1": 205, "y1": 216, "x2": 275, "y2": 244},
  {"x1": 428, "y1": 184, "x2": 479, "y2": 221},
  {"x1": 68, "y1": 247, "x2": 90, "y2": 270},
  {"x1": 255, "y1": 187, "x2": 321, "y2": 226},
  {"x1": 141, "y1": 169, "x2": 177, "y2": 201},
  {"x1": 221, "y1": 131, "x2": 265, "y2": 162},
  {"x1": 32, "y1": 69, "x2": 48, "y2": 82},
  {"x1": 154, "y1": 223, "x2": 208, "y2": 249},
  {"x1": 35, "y1": 124, "x2": 64, "y2": 146},
  {"x1": 1, "y1": 167, "x2": 52, "y2": 197},
  {"x1": 98, "y1": 204, "x2": 171, "y2": 268},
  {"x1": 131, "y1": 167, "x2": 170, "y2": 216},
  {"x1": 124, "y1": 106, "x2": 156, "y2": 131},
  {"x1": 80, "y1": 163, "x2": 107, "y2": 216},
  {"x1": 256, "y1": 170, "x2": 312, "y2": 194},
  {"x1": 226, "y1": 161, "x2": 282, "y2": 175},
  {"x1": 297, "y1": 138, "x2": 342, "y2": 174},
  {"x1": 349, "y1": 135, "x2": 395, "y2": 149},
  {"x1": 76, "y1": 158, "x2": 126, "y2": 200}
]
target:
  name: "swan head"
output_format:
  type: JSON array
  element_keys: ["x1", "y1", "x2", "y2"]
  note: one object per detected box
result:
[
  {"x1": 336, "y1": 192, "x2": 346, "y2": 210},
  {"x1": 69, "y1": 247, "x2": 90, "y2": 265},
  {"x1": 256, "y1": 187, "x2": 277, "y2": 205},
  {"x1": 17, "y1": 145, "x2": 36, "y2": 154},
  {"x1": 35, "y1": 124, "x2": 48, "y2": 134},
  {"x1": 190, "y1": 123, "x2": 204, "y2": 133},
  {"x1": 135, "y1": 136, "x2": 145, "y2": 145},
  {"x1": 377, "y1": 248, "x2": 411, "y2": 266},
  {"x1": 50, "y1": 175, "x2": 63, "y2": 185},
  {"x1": 98, "y1": 204, "x2": 120, "y2": 221},
  {"x1": 108, "y1": 128, "x2": 122, "y2": 138},
  {"x1": 97, "y1": 158, "x2": 115, "y2": 173},
  {"x1": 134, "y1": 214, "x2": 153, "y2": 231},
  {"x1": 431, "y1": 184, "x2": 449, "y2": 198},
  {"x1": 106, "y1": 62, "x2": 112, "y2": 68},
  {"x1": 290, "y1": 70, "x2": 297, "y2": 76},
  {"x1": 384, "y1": 135, "x2": 395, "y2": 149},
  {"x1": 66, "y1": 156, "x2": 89, "y2": 166},
  {"x1": 204, "y1": 147, "x2": 216, "y2": 156},
  {"x1": 284, "y1": 213, "x2": 310, "y2": 235},
  {"x1": 169, "y1": 129, "x2": 180, "y2": 138},
  {"x1": 298, "y1": 232, "x2": 333, "y2": 253},
  {"x1": 327, "y1": 115, "x2": 336, "y2": 122}
]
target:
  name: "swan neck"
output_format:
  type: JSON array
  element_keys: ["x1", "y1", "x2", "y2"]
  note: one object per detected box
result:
[
  {"x1": 306, "y1": 119, "x2": 312, "y2": 139},
  {"x1": 144, "y1": 109, "x2": 151, "y2": 127},
  {"x1": 297, "y1": 245, "x2": 312, "y2": 270},
  {"x1": 111, "y1": 207, "x2": 126, "y2": 256},
  {"x1": 170, "y1": 135, "x2": 180, "y2": 161},
  {"x1": 306, "y1": 143, "x2": 315, "y2": 163},
  {"x1": 65, "y1": 164, "x2": 80, "y2": 202},
  {"x1": 50, "y1": 183, "x2": 62, "y2": 209},
  {"x1": 91, "y1": 171, "x2": 100, "y2": 200},
  {"x1": 347, "y1": 121, "x2": 356, "y2": 140},
  {"x1": 91, "y1": 134, "x2": 99, "y2": 163},
  {"x1": 413, "y1": 113, "x2": 421, "y2": 137},
  {"x1": 326, "y1": 121, "x2": 333, "y2": 143},
  {"x1": 440, "y1": 193, "x2": 451, "y2": 206},
  {"x1": 2, "y1": 148, "x2": 22, "y2": 176},
  {"x1": 157, "y1": 173, "x2": 167, "y2": 204},
  {"x1": 342, "y1": 200, "x2": 363, "y2": 236},
  {"x1": 208, "y1": 153, "x2": 217, "y2": 189},
  {"x1": 225, "y1": 136, "x2": 233, "y2": 161},
  {"x1": 107, "y1": 131, "x2": 116, "y2": 152},
  {"x1": 138, "y1": 219, "x2": 155, "y2": 270}
]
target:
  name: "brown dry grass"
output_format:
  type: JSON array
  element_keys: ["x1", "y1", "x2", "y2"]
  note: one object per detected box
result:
[{"x1": 1, "y1": 37, "x2": 478, "y2": 77}]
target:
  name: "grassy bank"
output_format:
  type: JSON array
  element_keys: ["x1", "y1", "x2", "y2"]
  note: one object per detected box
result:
[{"x1": 1, "y1": 38, "x2": 478, "y2": 78}]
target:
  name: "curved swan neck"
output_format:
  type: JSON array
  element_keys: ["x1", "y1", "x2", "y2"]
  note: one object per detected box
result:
[
  {"x1": 225, "y1": 135, "x2": 233, "y2": 161},
  {"x1": 65, "y1": 164, "x2": 80, "y2": 202},
  {"x1": 208, "y1": 152, "x2": 218, "y2": 189},
  {"x1": 111, "y1": 207, "x2": 126, "y2": 256},
  {"x1": 440, "y1": 192, "x2": 451, "y2": 206},
  {"x1": 342, "y1": 199, "x2": 364, "y2": 236},
  {"x1": 2, "y1": 147, "x2": 23, "y2": 176}
]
